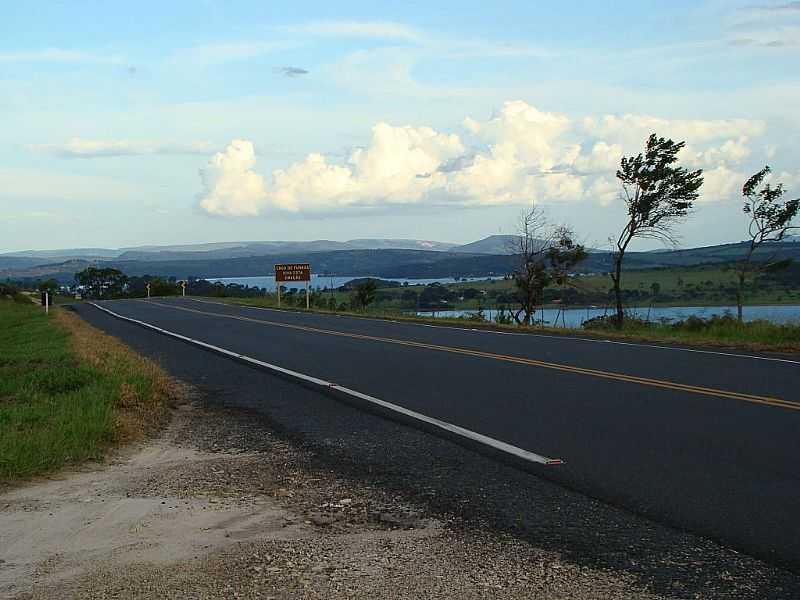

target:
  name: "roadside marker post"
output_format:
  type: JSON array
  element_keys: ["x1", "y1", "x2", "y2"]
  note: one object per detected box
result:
[
  {"x1": 44, "y1": 292, "x2": 49, "y2": 315},
  {"x1": 305, "y1": 281, "x2": 310, "y2": 310},
  {"x1": 146, "y1": 283, "x2": 151, "y2": 299}
]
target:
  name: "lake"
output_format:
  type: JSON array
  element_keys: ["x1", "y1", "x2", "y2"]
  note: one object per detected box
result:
[
  {"x1": 206, "y1": 274, "x2": 495, "y2": 291},
  {"x1": 204, "y1": 275, "x2": 800, "y2": 326},
  {"x1": 417, "y1": 305, "x2": 800, "y2": 327}
]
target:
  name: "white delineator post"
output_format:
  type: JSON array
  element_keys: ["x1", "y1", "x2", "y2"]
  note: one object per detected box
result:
[
  {"x1": 146, "y1": 283, "x2": 151, "y2": 299},
  {"x1": 277, "y1": 285, "x2": 281, "y2": 308},
  {"x1": 305, "y1": 281, "x2": 310, "y2": 309},
  {"x1": 45, "y1": 292, "x2": 49, "y2": 315}
]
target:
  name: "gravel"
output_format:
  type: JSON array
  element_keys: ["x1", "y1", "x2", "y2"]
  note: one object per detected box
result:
[{"x1": 5, "y1": 399, "x2": 670, "y2": 600}]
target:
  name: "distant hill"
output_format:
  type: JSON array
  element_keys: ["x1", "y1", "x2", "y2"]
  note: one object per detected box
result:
[
  {"x1": 0, "y1": 259, "x2": 93, "y2": 282},
  {"x1": 1, "y1": 248, "x2": 121, "y2": 260},
  {"x1": 344, "y1": 238, "x2": 454, "y2": 251},
  {"x1": 451, "y1": 235, "x2": 520, "y2": 254},
  {"x1": 4, "y1": 238, "x2": 457, "y2": 264},
  {"x1": 451, "y1": 235, "x2": 602, "y2": 255},
  {"x1": 106, "y1": 250, "x2": 513, "y2": 280},
  {"x1": 5, "y1": 238, "x2": 800, "y2": 284}
]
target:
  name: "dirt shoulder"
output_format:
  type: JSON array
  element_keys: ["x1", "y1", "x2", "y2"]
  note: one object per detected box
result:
[{"x1": 1, "y1": 393, "x2": 670, "y2": 600}]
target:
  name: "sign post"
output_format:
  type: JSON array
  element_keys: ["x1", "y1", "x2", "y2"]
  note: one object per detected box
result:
[
  {"x1": 146, "y1": 283, "x2": 151, "y2": 299},
  {"x1": 274, "y1": 263, "x2": 311, "y2": 310}
]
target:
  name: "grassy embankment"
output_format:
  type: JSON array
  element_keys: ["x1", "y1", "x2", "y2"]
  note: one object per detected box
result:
[
  {"x1": 0, "y1": 296, "x2": 173, "y2": 483},
  {"x1": 208, "y1": 294, "x2": 800, "y2": 353}
]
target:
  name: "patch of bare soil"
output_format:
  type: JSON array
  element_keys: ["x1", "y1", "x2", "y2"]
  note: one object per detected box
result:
[{"x1": 1, "y1": 398, "x2": 669, "y2": 599}]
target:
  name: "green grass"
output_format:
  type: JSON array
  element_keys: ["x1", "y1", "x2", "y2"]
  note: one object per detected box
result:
[
  {"x1": 585, "y1": 315, "x2": 800, "y2": 351},
  {"x1": 206, "y1": 295, "x2": 800, "y2": 353},
  {"x1": 0, "y1": 299, "x2": 172, "y2": 483}
]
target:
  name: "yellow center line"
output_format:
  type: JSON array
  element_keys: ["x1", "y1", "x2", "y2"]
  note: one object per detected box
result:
[{"x1": 145, "y1": 300, "x2": 800, "y2": 412}]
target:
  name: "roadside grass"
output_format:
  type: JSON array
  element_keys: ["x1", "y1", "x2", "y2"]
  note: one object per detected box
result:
[
  {"x1": 586, "y1": 316, "x2": 800, "y2": 352},
  {"x1": 0, "y1": 299, "x2": 173, "y2": 483},
  {"x1": 203, "y1": 295, "x2": 800, "y2": 353}
]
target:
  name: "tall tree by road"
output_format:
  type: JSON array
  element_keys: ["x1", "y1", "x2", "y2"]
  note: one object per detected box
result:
[
  {"x1": 734, "y1": 166, "x2": 799, "y2": 322},
  {"x1": 510, "y1": 206, "x2": 586, "y2": 326},
  {"x1": 610, "y1": 134, "x2": 703, "y2": 328}
]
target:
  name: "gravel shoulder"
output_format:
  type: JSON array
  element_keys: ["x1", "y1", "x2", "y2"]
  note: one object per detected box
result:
[{"x1": 2, "y1": 389, "x2": 673, "y2": 599}]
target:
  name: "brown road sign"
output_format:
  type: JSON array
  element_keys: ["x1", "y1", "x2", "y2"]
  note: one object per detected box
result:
[{"x1": 275, "y1": 263, "x2": 311, "y2": 282}]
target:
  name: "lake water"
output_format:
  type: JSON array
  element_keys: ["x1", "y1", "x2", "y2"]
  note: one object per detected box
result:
[
  {"x1": 206, "y1": 274, "x2": 496, "y2": 291},
  {"x1": 204, "y1": 275, "x2": 800, "y2": 326},
  {"x1": 417, "y1": 305, "x2": 800, "y2": 327}
]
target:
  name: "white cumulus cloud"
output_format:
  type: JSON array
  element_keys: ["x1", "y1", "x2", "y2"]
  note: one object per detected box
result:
[
  {"x1": 197, "y1": 101, "x2": 773, "y2": 216},
  {"x1": 267, "y1": 123, "x2": 463, "y2": 211},
  {"x1": 197, "y1": 140, "x2": 268, "y2": 217},
  {"x1": 582, "y1": 114, "x2": 765, "y2": 145}
]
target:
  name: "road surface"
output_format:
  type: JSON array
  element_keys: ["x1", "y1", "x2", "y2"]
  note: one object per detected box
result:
[{"x1": 75, "y1": 297, "x2": 800, "y2": 572}]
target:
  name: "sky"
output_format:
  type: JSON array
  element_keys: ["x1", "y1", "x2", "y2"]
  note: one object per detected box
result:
[{"x1": 1, "y1": 0, "x2": 799, "y2": 252}]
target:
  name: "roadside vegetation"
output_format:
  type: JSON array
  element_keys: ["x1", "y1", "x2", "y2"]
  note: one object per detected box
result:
[
  {"x1": 582, "y1": 312, "x2": 800, "y2": 351},
  {"x1": 0, "y1": 289, "x2": 173, "y2": 483}
]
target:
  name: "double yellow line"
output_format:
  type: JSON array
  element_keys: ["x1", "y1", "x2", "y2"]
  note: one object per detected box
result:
[{"x1": 148, "y1": 300, "x2": 800, "y2": 412}]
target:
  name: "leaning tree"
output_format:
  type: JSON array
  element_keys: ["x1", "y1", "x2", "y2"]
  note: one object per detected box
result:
[
  {"x1": 734, "y1": 166, "x2": 799, "y2": 322},
  {"x1": 610, "y1": 134, "x2": 703, "y2": 328}
]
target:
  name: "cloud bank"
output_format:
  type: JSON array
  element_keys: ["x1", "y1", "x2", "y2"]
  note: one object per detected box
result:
[{"x1": 197, "y1": 101, "x2": 770, "y2": 217}]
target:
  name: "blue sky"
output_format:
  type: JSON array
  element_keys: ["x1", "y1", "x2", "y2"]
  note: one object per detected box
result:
[{"x1": 1, "y1": 0, "x2": 799, "y2": 252}]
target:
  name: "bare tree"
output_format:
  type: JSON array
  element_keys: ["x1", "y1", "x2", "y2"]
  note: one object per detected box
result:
[
  {"x1": 509, "y1": 206, "x2": 586, "y2": 326},
  {"x1": 734, "y1": 166, "x2": 799, "y2": 322},
  {"x1": 610, "y1": 134, "x2": 703, "y2": 328}
]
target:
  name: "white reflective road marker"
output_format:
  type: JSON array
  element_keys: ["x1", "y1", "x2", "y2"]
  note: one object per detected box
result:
[{"x1": 90, "y1": 302, "x2": 563, "y2": 467}]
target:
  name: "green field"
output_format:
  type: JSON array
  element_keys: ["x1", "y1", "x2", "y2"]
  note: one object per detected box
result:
[{"x1": 0, "y1": 298, "x2": 171, "y2": 483}]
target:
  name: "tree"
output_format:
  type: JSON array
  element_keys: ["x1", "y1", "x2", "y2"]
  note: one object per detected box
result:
[
  {"x1": 610, "y1": 134, "x2": 703, "y2": 328},
  {"x1": 75, "y1": 267, "x2": 128, "y2": 299},
  {"x1": 37, "y1": 279, "x2": 60, "y2": 296},
  {"x1": 547, "y1": 226, "x2": 588, "y2": 290},
  {"x1": 546, "y1": 226, "x2": 587, "y2": 326},
  {"x1": 509, "y1": 206, "x2": 551, "y2": 325},
  {"x1": 650, "y1": 281, "x2": 661, "y2": 298},
  {"x1": 352, "y1": 279, "x2": 378, "y2": 310},
  {"x1": 509, "y1": 206, "x2": 586, "y2": 326},
  {"x1": 734, "y1": 166, "x2": 799, "y2": 321}
]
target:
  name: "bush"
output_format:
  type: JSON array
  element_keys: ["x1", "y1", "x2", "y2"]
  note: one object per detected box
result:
[
  {"x1": 677, "y1": 315, "x2": 707, "y2": 332},
  {"x1": 582, "y1": 313, "x2": 650, "y2": 331},
  {"x1": 495, "y1": 306, "x2": 513, "y2": 325},
  {"x1": 0, "y1": 282, "x2": 19, "y2": 297}
]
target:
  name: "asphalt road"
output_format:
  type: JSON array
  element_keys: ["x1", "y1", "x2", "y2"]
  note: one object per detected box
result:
[{"x1": 75, "y1": 297, "x2": 800, "y2": 576}]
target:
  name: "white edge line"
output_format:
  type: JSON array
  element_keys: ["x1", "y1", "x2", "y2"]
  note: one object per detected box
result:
[
  {"x1": 185, "y1": 297, "x2": 800, "y2": 366},
  {"x1": 89, "y1": 302, "x2": 563, "y2": 467}
]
